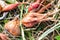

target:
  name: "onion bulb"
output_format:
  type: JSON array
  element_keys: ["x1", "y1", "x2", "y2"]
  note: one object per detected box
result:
[
  {"x1": 2, "y1": 3, "x2": 19, "y2": 12},
  {"x1": 0, "y1": 33, "x2": 9, "y2": 40},
  {"x1": 4, "y1": 17, "x2": 20, "y2": 36},
  {"x1": 22, "y1": 12, "x2": 45, "y2": 27}
]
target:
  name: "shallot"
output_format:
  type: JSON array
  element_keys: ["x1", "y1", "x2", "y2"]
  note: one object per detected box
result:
[
  {"x1": 4, "y1": 17, "x2": 20, "y2": 36},
  {"x1": 0, "y1": 33, "x2": 9, "y2": 40},
  {"x1": 2, "y1": 2, "x2": 19, "y2": 12},
  {"x1": 28, "y1": 0, "x2": 45, "y2": 12},
  {"x1": 22, "y1": 12, "x2": 50, "y2": 27}
]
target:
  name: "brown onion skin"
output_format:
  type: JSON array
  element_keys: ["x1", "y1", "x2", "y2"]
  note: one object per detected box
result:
[
  {"x1": 28, "y1": 0, "x2": 46, "y2": 12},
  {"x1": 28, "y1": 0, "x2": 43, "y2": 12},
  {"x1": 0, "y1": 33, "x2": 9, "y2": 40},
  {"x1": 4, "y1": 18, "x2": 20, "y2": 36},
  {"x1": 2, "y1": 3, "x2": 19, "y2": 12},
  {"x1": 0, "y1": 5, "x2": 3, "y2": 11},
  {"x1": 22, "y1": 12, "x2": 46, "y2": 28},
  {"x1": 38, "y1": 3, "x2": 52, "y2": 13},
  {"x1": 28, "y1": 3, "x2": 40, "y2": 12}
]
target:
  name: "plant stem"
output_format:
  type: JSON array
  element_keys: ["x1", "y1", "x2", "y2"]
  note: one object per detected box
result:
[
  {"x1": 38, "y1": 23, "x2": 60, "y2": 40},
  {"x1": 19, "y1": 4, "x2": 26, "y2": 40}
]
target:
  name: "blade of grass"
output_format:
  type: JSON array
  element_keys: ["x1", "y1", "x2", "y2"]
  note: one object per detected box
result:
[
  {"x1": 27, "y1": 31, "x2": 35, "y2": 40},
  {"x1": 38, "y1": 23, "x2": 60, "y2": 40},
  {"x1": 20, "y1": 26, "x2": 26, "y2": 40},
  {"x1": 5, "y1": 0, "x2": 17, "y2": 4},
  {"x1": 25, "y1": 31, "x2": 35, "y2": 40},
  {"x1": 55, "y1": 35, "x2": 60, "y2": 40},
  {"x1": 19, "y1": 4, "x2": 26, "y2": 40},
  {"x1": 24, "y1": 6, "x2": 28, "y2": 14},
  {"x1": 38, "y1": 7, "x2": 60, "y2": 40},
  {"x1": 28, "y1": 33, "x2": 35, "y2": 40}
]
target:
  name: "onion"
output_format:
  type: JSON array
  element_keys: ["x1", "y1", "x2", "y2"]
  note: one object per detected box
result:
[
  {"x1": 28, "y1": 0, "x2": 45, "y2": 12},
  {"x1": 22, "y1": 12, "x2": 46, "y2": 27},
  {"x1": 4, "y1": 17, "x2": 20, "y2": 36},
  {"x1": 0, "y1": 33, "x2": 9, "y2": 40},
  {"x1": 2, "y1": 3, "x2": 19, "y2": 12}
]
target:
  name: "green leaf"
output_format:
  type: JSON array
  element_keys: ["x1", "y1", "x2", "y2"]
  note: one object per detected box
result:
[
  {"x1": 38, "y1": 23, "x2": 60, "y2": 40},
  {"x1": 5, "y1": 0, "x2": 17, "y2": 4},
  {"x1": 20, "y1": 4, "x2": 26, "y2": 40},
  {"x1": 55, "y1": 35, "x2": 60, "y2": 40},
  {"x1": 54, "y1": 13, "x2": 59, "y2": 19},
  {"x1": 25, "y1": 31, "x2": 35, "y2": 40},
  {"x1": 3, "y1": 19, "x2": 9, "y2": 23}
]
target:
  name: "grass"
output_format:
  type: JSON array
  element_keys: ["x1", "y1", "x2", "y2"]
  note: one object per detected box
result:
[
  {"x1": 0, "y1": 0, "x2": 60, "y2": 40},
  {"x1": 18, "y1": 4, "x2": 26, "y2": 40}
]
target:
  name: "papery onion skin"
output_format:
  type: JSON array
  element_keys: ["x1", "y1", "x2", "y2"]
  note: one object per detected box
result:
[
  {"x1": 28, "y1": 0, "x2": 46, "y2": 12},
  {"x1": 22, "y1": 12, "x2": 46, "y2": 28},
  {"x1": 0, "y1": 33, "x2": 9, "y2": 40},
  {"x1": 0, "y1": 5, "x2": 3, "y2": 11},
  {"x1": 28, "y1": 0, "x2": 43, "y2": 12},
  {"x1": 28, "y1": 3, "x2": 40, "y2": 12},
  {"x1": 4, "y1": 18, "x2": 20, "y2": 36},
  {"x1": 2, "y1": 3, "x2": 19, "y2": 12}
]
